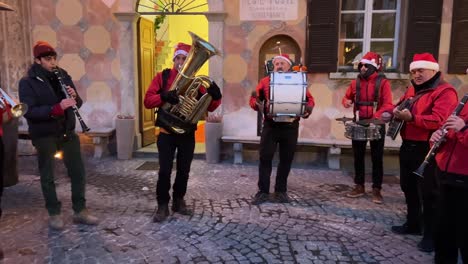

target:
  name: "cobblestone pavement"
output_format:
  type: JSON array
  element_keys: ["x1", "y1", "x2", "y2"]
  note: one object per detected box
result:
[{"x1": 1, "y1": 156, "x2": 435, "y2": 264}]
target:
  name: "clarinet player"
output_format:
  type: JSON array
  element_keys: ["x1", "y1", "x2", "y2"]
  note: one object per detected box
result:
[
  {"x1": 18, "y1": 41, "x2": 98, "y2": 230},
  {"x1": 432, "y1": 93, "x2": 468, "y2": 264}
]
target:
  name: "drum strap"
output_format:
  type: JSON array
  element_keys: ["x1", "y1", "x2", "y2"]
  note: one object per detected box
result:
[{"x1": 356, "y1": 73, "x2": 385, "y2": 111}]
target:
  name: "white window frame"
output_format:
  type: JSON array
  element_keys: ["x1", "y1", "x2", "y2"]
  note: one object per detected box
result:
[{"x1": 339, "y1": 0, "x2": 401, "y2": 70}]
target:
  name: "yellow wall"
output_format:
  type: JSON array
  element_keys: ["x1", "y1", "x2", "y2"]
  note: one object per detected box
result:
[{"x1": 164, "y1": 14, "x2": 209, "y2": 76}]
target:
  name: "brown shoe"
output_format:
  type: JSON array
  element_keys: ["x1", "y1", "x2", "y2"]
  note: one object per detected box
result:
[
  {"x1": 372, "y1": 188, "x2": 383, "y2": 204},
  {"x1": 73, "y1": 209, "x2": 99, "y2": 225},
  {"x1": 49, "y1": 214, "x2": 64, "y2": 230},
  {"x1": 153, "y1": 204, "x2": 169, "y2": 222},
  {"x1": 346, "y1": 184, "x2": 365, "y2": 198}
]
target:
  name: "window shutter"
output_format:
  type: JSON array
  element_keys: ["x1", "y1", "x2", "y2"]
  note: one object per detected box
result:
[
  {"x1": 448, "y1": 0, "x2": 468, "y2": 74},
  {"x1": 306, "y1": 0, "x2": 339, "y2": 72},
  {"x1": 403, "y1": 0, "x2": 442, "y2": 72}
]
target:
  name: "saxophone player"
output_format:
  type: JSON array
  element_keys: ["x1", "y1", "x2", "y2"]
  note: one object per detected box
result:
[
  {"x1": 432, "y1": 95, "x2": 468, "y2": 263},
  {"x1": 18, "y1": 41, "x2": 98, "y2": 230},
  {"x1": 144, "y1": 42, "x2": 222, "y2": 223},
  {"x1": 390, "y1": 53, "x2": 458, "y2": 252}
]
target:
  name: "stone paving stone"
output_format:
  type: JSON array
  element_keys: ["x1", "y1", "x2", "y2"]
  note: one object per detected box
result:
[{"x1": 0, "y1": 156, "x2": 439, "y2": 263}]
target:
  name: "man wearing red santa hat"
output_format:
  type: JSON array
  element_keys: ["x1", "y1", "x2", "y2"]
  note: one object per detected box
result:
[
  {"x1": 144, "y1": 42, "x2": 222, "y2": 222},
  {"x1": 342, "y1": 51, "x2": 394, "y2": 204},
  {"x1": 249, "y1": 53, "x2": 315, "y2": 205},
  {"x1": 390, "y1": 53, "x2": 458, "y2": 252}
]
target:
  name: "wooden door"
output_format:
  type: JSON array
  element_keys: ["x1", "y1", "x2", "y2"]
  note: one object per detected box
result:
[{"x1": 138, "y1": 17, "x2": 156, "y2": 146}]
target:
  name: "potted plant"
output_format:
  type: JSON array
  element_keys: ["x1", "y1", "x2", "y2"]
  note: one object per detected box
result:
[
  {"x1": 115, "y1": 113, "x2": 135, "y2": 159},
  {"x1": 204, "y1": 112, "x2": 223, "y2": 163}
]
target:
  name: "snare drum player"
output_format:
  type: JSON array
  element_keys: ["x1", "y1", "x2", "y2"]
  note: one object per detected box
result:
[
  {"x1": 390, "y1": 53, "x2": 458, "y2": 252},
  {"x1": 249, "y1": 53, "x2": 315, "y2": 205},
  {"x1": 342, "y1": 52, "x2": 393, "y2": 204}
]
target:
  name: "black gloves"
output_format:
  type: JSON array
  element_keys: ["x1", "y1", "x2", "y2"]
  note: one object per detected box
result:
[
  {"x1": 207, "y1": 81, "x2": 222, "y2": 100},
  {"x1": 303, "y1": 106, "x2": 313, "y2": 118},
  {"x1": 160, "y1": 90, "x2": 179, "y2": 105}
]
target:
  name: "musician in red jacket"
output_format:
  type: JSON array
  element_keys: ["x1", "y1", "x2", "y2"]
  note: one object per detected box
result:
[
  {"x1": 390, "y1": 53, "x2": 458, "y2": 253},
  {"x1": 431, "y1": 96, "x2": 468, "y2": 263},
  {"x1": 0, "y1": 103, "x2": 12, "y2": 219},
  {"x1": 341, "y1": 52, "x2": 394, "y2": 204},
  {"x1": 144, "y1": 42, "x2": 222, "y2": 222},
  {"x1": 249, "y1": 54, "x2": 314, "y2": 205}
]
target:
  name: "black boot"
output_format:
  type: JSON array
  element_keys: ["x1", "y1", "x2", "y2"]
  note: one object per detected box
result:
[
  {"x1": 152, "y1": 203, "x2": 169, "y2": 222},
  {"x1": 172, "y1": 198, "x2": 192, "y2": 215}
]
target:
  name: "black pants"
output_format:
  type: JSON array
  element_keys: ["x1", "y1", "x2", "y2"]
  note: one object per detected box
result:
[
  {"x1": 399, "y1": 140, "x2": 438, "y2": 239},
  {"x1": 258, "y1": 120, "x2": 299, "y2": 193},
  {"x1": 434, "y1": 169, "x2": 468, "y2": 264},
  {"x1": 351, "y1": 125, "x2": 385, "y2": 189},
  {"x1": 32, "y1": 133, "x2": 87, "y2": 215},
  {"x1": 156, "y1": 132, "x2": 195, "y2": 205}
]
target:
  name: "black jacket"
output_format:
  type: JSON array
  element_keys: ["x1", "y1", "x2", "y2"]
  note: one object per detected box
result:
[{"x1": 18, "y1": 64, "x2": 83, "y2": 139}]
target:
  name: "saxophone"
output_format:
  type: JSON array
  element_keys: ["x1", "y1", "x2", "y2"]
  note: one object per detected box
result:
[{"x1": 156, "y1": 31, "x2": 220, "y2": 134}]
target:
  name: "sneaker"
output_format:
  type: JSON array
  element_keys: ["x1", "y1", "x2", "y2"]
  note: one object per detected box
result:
[
  {"x1": 391, "y1": 223, "x2": 421, "y2": 235},
  {"x1": 417, "y1": 238, "x2": 434, "y2": 252},
  {"x1": 49, "y1": 214, "x2": 64, "y2": 230},
  {"x1": 371, "y1": 188, "x2": 383, "y2": 204},
  {"x1": 172, "y1": 198, "x2": 193, "y2": 216},
  {"x1": 273, "y1": 192, "x2": 291, "y2": 203},
  {"x1": 251, "y1": 192, "x2": 269, "y2": 205},
  {"x1": 153, "y1": 204, "x2": 169, "y2": 223},
  {"x1": 73, "y1": 209, "x2": 99, "y2": 225},
  {"x1": 346, "y1": 184, "x2": 365, "y2": 198}
]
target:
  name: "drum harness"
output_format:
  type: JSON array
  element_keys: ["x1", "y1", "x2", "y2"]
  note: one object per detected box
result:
[{"x1": 355, "y1": 73, "x2": 385, "y2": 121}]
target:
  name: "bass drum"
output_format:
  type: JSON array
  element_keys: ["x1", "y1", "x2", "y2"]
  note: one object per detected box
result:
[{"x1": 268, "y1": 72, "x2": 307, "y2": 120}]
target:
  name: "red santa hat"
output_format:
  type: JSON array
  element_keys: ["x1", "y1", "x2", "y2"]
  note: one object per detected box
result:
[
  {"x1": 409, "y1": 53, "x2": 439, "y2": 71},
  {"x1": 172, "y1": 42, "x2": 191, "y2": 60},
  {"x1": 33, "y1": 41, "x2": 56, "y2": 58},
  {"x1": 272, "y1": 54, "x2": 292, "y2": 65},
  {"x1": 359, "y1": 52, "x2": 383, "y2": 71}
]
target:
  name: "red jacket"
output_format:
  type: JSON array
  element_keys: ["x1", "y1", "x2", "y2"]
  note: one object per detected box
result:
[
  {"x1": 435, "y1": 107, "x2": 468, "y2": 176},
  {"x1": 399, "y1": 81, "x2": 458, "y2": 141},
  {"x1": 144, "y1": 67, "x2": 221, "y2": 112},
  {"x1": 341, "y1": 72, "x2": 394, "y2": 119},
  {"x1": 249, "y1": 75, "x2": 315, "y2": 119},
  {"x1": 0, "y1": 104, "x2": 12, "y2": 137}
]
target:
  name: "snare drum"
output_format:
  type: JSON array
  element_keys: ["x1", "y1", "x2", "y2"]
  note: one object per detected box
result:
[
  {"x1": 344, "y1": 122, "x2": 382, "y2": 141},
  {"x1": 269, "y1": 72, "x2": 307, "y2": 119}
]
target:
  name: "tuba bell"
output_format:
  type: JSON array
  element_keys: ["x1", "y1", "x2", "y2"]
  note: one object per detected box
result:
[
  {"x1": 0, "y1": 87, "x2": 28, "y2": 120},
  {"x1": 156, "y1": 31, "x2": 221, "y2": 134}
]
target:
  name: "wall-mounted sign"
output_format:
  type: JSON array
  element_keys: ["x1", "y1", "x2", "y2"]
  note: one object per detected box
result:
[{"x1": 240, "y1": 0, "x2": 298, "y2": 21}]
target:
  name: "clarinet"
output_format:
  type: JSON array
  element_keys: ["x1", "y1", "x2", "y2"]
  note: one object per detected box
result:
[
  {"x1": 413, "y1": 93, "x2": 468, "y2": 177},
  {"x1": 53, "y1": 68, "x2": 90, "y2": 132}
]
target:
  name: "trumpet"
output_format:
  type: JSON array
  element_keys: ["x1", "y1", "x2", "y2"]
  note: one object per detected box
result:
[
  {"x1": 0, "y1": 87, "x2": 28, "y2": 118},
  {"x1": 413, "y1": 93, "x2": 468, "y2": 177}
]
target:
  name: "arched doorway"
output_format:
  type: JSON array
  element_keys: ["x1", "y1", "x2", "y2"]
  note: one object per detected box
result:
[{"x1": 135, "y1": 0, "x2": 210, "y2": 147}]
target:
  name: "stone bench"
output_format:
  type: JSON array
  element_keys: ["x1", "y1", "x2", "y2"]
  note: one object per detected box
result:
[
  {"x1": 85, "y1": 128, "x2": 115, "y2": 159},
  {"x1": 17, "y1": 127, "x2": 116, "y2": 159},
  {"x1": 221, "y1": 135, "x2": 401, "y2": 169}
]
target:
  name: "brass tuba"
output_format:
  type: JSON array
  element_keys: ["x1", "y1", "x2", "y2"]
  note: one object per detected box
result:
[{"x1": 156, "y1": 31, "x2": 221, "y2": 134}]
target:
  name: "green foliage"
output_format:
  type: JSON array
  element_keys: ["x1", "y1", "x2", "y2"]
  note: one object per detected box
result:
[{"x1": 154, "y1": 15, "x2": 166, "y2": 31}]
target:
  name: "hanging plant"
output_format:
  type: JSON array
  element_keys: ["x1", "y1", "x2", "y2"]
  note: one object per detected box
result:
[{"x1": 154, "y1": 15, "x2": 166, "y2": 32}]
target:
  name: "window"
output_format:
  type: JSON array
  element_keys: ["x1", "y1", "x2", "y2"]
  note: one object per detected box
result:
[
  {"x1": 306, "y1": 0, "x2": 442, "y2": 73},
  {"x1": 338, "y1": 0, "x2": 400, "y2": 70}
]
